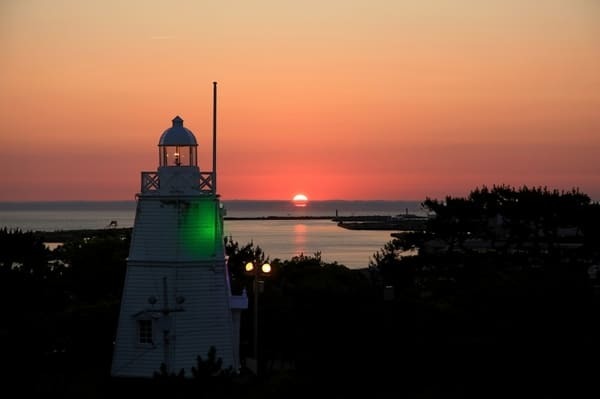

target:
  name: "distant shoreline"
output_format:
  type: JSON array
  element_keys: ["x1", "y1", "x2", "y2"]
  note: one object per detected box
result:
[
  {"x1": 224, "y1": 216, "x2": 334, "y2": 220},
  {"x1": 33, "y1": 216, "x2": 339, "y2": 242},
  {"x1": 32, "y1": 214, "x2": 421, "y2": 242}
]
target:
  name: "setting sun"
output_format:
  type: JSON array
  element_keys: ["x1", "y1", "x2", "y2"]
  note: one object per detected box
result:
[{"x1": 292, "y1": 194, "x2": 308, "y2": 207}]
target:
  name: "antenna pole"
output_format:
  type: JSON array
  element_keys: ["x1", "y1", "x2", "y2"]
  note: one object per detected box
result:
[{"x1": 212, "y1": 81, "x2": 218, "y2": 194}]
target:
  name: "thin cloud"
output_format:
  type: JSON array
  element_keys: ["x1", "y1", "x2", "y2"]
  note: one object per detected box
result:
[{"x1": 150, "y1": 35, "x2": 176, "y2": 40}]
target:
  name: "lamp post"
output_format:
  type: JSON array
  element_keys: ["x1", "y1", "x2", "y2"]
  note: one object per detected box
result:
[{"x1": 244, "y1": 261, "x2": 271, "y2": 376}]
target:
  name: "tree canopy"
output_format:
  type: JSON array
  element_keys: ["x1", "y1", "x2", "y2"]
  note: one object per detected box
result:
[{"x1": 3, "y1": 185, "x2": 600, "y2": 397}]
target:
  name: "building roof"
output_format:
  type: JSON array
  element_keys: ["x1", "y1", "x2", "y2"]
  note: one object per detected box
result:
[{"x1": 158, "y1": 116, "x2": 198, "y2": 146}]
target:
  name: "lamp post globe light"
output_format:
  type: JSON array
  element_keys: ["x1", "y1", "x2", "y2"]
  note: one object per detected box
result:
[
  {"x1": 244, "y1": 261, "x2": 271, "y2": 376},
  {"x1": 245, "y1": 261, "x2": 272, "y2": 275}
]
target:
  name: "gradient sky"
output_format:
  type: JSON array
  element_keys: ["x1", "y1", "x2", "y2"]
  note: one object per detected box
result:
[{"x1": 1, "y1": 0, "x2": 599, "y2": 201}]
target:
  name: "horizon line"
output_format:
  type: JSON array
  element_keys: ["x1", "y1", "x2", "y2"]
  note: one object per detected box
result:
[{"x1": 0, "y1": 198, "x2": 426, "y2": 203}]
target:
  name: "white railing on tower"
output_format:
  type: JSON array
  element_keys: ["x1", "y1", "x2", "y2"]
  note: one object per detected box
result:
[{"x1": 141, "y1": 171, "x2": 215, "y2": 194}]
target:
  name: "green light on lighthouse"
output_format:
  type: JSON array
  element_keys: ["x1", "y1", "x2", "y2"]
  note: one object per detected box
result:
[{"x1": 179, "y1": 198, "x2": 223, "y2": 259}]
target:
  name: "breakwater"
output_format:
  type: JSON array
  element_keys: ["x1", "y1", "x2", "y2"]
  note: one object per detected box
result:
[{"x1": 34, "y1": 214, "x2": 427, "y2": 243}]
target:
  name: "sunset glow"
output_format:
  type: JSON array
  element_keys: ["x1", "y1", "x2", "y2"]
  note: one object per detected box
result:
[
  {"x1": 292, "y1": 194, "x2": 309, "y2": 207},
  {"x1": 1, "y1": 1, "x2": 599, "y2": 201}
]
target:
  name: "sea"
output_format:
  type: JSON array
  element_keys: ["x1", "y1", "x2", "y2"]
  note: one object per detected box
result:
[{"x1": 0, "y1": 200, "x2": 425, "y2": 270}]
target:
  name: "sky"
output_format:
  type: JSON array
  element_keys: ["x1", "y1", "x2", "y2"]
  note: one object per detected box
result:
[{"x1": 1, "y1": 0, "x2": 599, "y2": 201}]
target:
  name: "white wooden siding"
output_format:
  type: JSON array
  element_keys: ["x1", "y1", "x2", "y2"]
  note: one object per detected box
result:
[
  {"x1": 128, "y1": 197, "x2": 224, "y2": 262},
  {"x1": 111, "y1": 194, "x2": 243, "y2": 378},
  {"x1": 111, "y1": 263, "x2": 238, "y2": 377}
]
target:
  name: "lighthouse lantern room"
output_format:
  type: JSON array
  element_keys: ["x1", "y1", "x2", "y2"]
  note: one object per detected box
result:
[
  {"x1": 111, "y1": 83, "x2": 247, "y2": 378},
  {"x1": 159, "y1": 115, "x2": 198, "y2": 167}
]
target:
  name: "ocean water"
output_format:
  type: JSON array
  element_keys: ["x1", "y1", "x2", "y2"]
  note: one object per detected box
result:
[{"x1": 0, "y1": 200, "x2": 424, "y2": 269}]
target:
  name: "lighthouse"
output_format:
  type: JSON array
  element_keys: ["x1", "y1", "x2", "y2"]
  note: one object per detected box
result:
[{"x1": 111, "y1": 83, "x2": 247, "y2": 378}]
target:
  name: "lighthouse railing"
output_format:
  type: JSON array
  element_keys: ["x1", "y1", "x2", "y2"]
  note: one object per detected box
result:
[
  {"x1": 141, "y1": 171, "x2": 215, "y2": 194},
  {"x1": 141, "y1": 172, "x2": 160, "y2": 192}
]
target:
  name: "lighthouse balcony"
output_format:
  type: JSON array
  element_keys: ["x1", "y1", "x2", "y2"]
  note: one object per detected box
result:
[{"x1": 141, "y1": 171, "x2": 215, "y2": 194}]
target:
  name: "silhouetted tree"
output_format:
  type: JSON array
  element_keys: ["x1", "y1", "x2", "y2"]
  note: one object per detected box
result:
[
  {"x1": 57, "y1": 231, "x2": 130, "y2": 303},
  {"x1": 0, "y1": 227, "x2": 50, "y2": 274},
  {"x1": 153, "y1": 362, "x2": 186, "y2": 380},
  {"x1": 368, "y1": 185, "x2": 600, "y2": 396},
  {"x1": 191, "y1": 346, "x2": 232, "y2": 378},
  {"x1": 224, "y1": 235, "x2": 269, "y2": 294}
]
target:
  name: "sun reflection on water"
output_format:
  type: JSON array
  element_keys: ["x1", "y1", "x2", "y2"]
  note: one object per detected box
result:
[{"x1": 293, "y1": 223, "x2": 307, "y2": 255}]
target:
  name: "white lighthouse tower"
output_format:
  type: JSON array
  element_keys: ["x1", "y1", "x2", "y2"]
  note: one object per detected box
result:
[{"x1": 111, "y1": 83, "x2": 247, "y2": 378}]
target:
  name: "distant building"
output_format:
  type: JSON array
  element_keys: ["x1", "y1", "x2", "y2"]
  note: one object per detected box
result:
[{"x1": 111, "y1": 86, "x2": 247, "y2": 378}]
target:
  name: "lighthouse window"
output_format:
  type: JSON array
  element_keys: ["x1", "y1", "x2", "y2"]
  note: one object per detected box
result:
[{"x1": 138, "y1": 319, "x2": 153, "y2": 344}]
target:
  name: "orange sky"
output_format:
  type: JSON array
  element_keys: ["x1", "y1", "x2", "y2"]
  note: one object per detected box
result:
[{"x1": 1, "y1": 0, "x2": 599, "y2": 201}]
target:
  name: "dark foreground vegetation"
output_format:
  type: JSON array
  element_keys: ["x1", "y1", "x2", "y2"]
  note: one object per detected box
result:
[{"x1": 2, "y1": 185, "x2": 600, "y2": 398}]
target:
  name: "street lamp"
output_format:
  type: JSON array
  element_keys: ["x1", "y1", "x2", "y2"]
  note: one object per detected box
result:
[{"x1": 244, "y1": 261, "x2": 271, "y2": 376}]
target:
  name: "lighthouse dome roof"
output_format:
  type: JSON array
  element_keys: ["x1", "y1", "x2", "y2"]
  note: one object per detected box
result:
[{"x1": 158, "y1": 116, "x2": 198, "y2": 146}]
